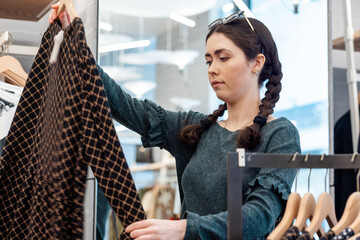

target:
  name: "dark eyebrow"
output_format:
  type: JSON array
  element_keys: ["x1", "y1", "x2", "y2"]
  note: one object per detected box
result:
[{"x1": 205, "y1": 49, "x2": 230, "y2": 58}]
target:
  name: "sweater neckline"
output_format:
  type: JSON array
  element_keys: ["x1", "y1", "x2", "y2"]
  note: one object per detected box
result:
[{"x1": 214, "y1": 117, "x2": 286, "y2": 133}]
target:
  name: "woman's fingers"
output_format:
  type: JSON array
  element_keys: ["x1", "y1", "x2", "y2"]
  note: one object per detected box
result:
[
  {"x1": 59, "y1": 11, "x2": 70, "y2": 28},
  {"x1": 125, "y1": 219, "x2": 154, "y2": 233},
  {"x1": 129, "y1": 228, "x2": 155, "y2": 239},
  {"x1": 51, "y1": 2, "x2": 60, "y2": 9},
  {"x1": 125, "y1": 219, "x2": 186, "y2": 240},
  {"x1": 48, "y1": 1, "x2": 70, "y2": 27}
]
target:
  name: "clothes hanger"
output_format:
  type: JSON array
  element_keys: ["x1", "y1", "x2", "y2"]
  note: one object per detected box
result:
[
  {"x1": 267, "y1": 168, "x2": 301, "y2": 240},
  {"x1": 56, "y1": 0, "x2": 78, "y2": 22},
  {"x1": 2, "y1": 72, "x2": 24, "y2": 87},
  {"x1": 330, "y1": 192, "x2": 360, "y2": 235},
  {"x1": 303, "y1": 192, "x2": 337, "y2": 236},
  {"x1": 267, "y1": 192, "x2": 301, "y2": 239},
  {"x1": 344, "y1": 168, "x2": 360, "y2": 239},
  {"x1": 0, "y1": 56, "x2": 27, "y2": 87},
  {"x1": 293, "y1": 192, "x2": 325, "y2": 236},
  {"x1": 292, "y1": 166, "x2": 325, "y2": 237},
  {"x1": 0, "y1": 79, "x2": 24, "y2": 94},
  {"x1": 349, "y1": 232, "x2": 360, "y2": 240}
]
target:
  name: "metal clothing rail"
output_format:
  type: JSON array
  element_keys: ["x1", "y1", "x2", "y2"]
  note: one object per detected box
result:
[{"x1": 227, "y1": 149, "x2": 360, "y2": 240}]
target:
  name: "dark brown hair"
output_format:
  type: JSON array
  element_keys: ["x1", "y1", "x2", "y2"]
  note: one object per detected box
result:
[{"x1": 179, "y1": 17, "x2": 282, "y2": 150}]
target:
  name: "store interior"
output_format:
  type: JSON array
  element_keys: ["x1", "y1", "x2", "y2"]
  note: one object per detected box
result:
[{"x1": 1, "y1": 0, "x2": 360, "y2": 239}]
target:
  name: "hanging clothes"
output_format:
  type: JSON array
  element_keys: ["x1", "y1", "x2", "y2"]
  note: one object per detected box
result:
[
  {"x1": 319, "y1": 230, "x2": 336, "y2": 240},
  {"x1": 0, "y1": 18, "x2": 145, "y2": 240},
  {"x1": 0, "y1": 81, "x2": 23, "y2": 156},
  {"x1": 333, "y1": 228, "x2": 355, "y2": 240},
  {"x1": 334, "y1": 108, "x2": 360, "y2": 219},
  {"x1": 296, "y1": 231, "x2": 313, "y2": 240},
  {"x1": 281, "y1": 225, "x2": 300, "y2": 240}
]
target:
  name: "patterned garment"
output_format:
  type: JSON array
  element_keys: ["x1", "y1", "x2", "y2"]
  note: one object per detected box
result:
[
  {"x1": 281, "y1": 226, "x2": 300, "y2": 240},
  {"x1": 297, "y1": 230, "x2": 313, "y2": 240},
  {"x1": 319, "y1": 230, "x2": 336, "y2": 240},
  {"x1": 0, "y1": 18, "x2": 145, "y2": 240},
  {"x1": 333, "y1": 228, "x2": 355, "y2": 240}
]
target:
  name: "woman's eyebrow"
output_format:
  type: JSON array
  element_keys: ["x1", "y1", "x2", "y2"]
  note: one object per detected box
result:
[{"x1": 205, "y1": 49, "x2": 230, "y2": 58}]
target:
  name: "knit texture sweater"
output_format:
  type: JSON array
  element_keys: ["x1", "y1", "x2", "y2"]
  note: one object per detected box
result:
[{"x1": 97, "y1": 65, "x2": 301, "y2": 239}]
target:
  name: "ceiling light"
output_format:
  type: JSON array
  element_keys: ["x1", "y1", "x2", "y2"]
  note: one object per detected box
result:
[
  {"x1": 99, "y1": 40, "x2": 150, "y2": 53},
  {"x1": 122, "y1": 80, "x2": 156, "y2": 98},
  {"x1": 99, "y1": 33, "x2": 133, "y2": 46},
  {"x1": 169, "y1": 13, "x2": 196, "y2": 27},
  {"x1": 222, "y1": 3, "x2": 234, "y2": 12},
  {"x1": 99, "y1": 21, "x2": 113, "y2": 31}
]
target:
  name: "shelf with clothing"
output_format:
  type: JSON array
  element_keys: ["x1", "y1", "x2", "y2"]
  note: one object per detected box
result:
[{"x1": 227, "y1": 149, "x2": 360, "y2": 240}]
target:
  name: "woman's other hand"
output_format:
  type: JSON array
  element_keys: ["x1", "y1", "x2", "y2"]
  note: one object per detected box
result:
[
  {"x1": 48, "y1": 2, "x2": 70, "y2": 28},
  {"x1": 125, "y1": 219, "x2": 187, "y2": 240}
]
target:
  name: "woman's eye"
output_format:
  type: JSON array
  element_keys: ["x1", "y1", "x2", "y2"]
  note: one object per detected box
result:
[
  {"x1": 219, "y1": 57, "x2": 229, "y2": 61},
  {"x1": 205, "y1": 60, "x2": 212, "y2": 66}
]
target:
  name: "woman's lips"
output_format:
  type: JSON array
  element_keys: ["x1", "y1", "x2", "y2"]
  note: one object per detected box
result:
[{"x1": 212, "y1": 81, "x2": 224, "y2": 88}]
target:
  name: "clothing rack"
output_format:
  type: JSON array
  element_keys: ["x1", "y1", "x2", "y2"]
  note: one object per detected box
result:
[
  {"x1": 0, "y1": 31, "x2": 38, "y2": 56},
  {"x1": 227, "y1": 149, "x2": 360, "y2": 240}
]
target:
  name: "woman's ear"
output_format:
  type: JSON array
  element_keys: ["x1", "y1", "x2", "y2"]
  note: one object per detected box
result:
[{"x1": 252, "y1": 54, "x2": 266, "y2": 74}]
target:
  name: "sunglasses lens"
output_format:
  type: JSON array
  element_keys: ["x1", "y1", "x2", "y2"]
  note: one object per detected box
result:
[
  {"x1": 224, "y1": 13, "x2": 239, "y2": 24},
  {"x1": 208, "y1": 19, "x2": 222, "y2": 28},
  {"x1": 208, "y1": 10, "x2": 254, "y2": 31}
]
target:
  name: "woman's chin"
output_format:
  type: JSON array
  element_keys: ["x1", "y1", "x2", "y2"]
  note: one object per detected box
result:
[{"x1": 214, "y1": 92, "x2": 227, "y2": 102}]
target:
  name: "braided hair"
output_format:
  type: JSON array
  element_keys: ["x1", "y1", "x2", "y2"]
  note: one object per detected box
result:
[{"x1": 179, "y1": 17, "x2": 282, "y2": 150}]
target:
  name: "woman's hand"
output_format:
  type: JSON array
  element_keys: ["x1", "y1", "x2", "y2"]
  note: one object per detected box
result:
[
  {"x1": 125, "y1": 219, "x2": 187, "y2": 240},
  {"x1": 48, "y1": 2, "x2": 70, "y2": 28}
]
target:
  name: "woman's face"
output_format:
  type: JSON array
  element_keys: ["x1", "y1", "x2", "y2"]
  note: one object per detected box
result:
[{"x1": 205, "y1": 32, "x2": 259, "y2": 105}]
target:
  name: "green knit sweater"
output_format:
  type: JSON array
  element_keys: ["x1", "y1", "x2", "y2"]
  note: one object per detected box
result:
[{"x1": 97, "y1": 65, "x2": 301, "y2": 239}]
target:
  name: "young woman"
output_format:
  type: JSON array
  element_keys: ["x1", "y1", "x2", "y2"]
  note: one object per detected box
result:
[{"x1": 49, "y1": 6, "x2": 300, "y2": 240}]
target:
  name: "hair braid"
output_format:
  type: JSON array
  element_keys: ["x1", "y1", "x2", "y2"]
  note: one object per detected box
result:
[
  {"x1": 237, "y1": 21, "x2": 283, "y2": 150},
  {"x1": 179, "y1": 103, "x2": 227, "y2": 146}
]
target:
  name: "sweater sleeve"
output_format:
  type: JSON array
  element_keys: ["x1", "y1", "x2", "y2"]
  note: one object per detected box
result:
[
  {"x1": 96, "y1": 64, "x2": 204, "y2": 155},
  {"x1": 184, "y1": 123, "x2": 301, "y2": 240}
]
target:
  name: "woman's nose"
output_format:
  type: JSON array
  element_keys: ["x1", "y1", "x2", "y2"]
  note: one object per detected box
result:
[{"x1": 208, "y1": 62, "x2": 219, "y2": 75}]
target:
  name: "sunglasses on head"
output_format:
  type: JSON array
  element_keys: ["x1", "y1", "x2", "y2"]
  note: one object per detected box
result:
[{"x1": 208, "y1": 10, "x2": 255, "y2": 32}]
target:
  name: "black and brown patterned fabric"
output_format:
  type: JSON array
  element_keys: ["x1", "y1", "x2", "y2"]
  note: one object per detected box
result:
[
  {"x1": 333, "y1": 228, "x2": 355, "y2": 240},
  {"x1": 297, "y1": 230, "x2": 314, "y2": 240},
  {"x1": 0, "y1": 18, "x2": 145, "y2": 240},
  {"x1": 281, "y1": 226, "x2": 300, "y2": 240},
  {"x1": 319, "y1": 230, "x2": 336, "y2": 240}
]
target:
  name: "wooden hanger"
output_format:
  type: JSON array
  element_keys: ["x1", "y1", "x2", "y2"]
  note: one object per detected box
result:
[
  {"x1": 303, "y1": 192, "x2": 337, "y2": 237},
  {"x1": 267, "y1": 192, "x2": 301, "y2": 240},
  {"x1": 348, "y1": 232, "x2": 360, "y2": 240},
  {"x1": 346, "y1": 199, "x2": 360, "y2": 234},
  {"x1": 292, "y1": 193, "x2": 325, "y2": 237},
  {"x1": 0, "y1": 56, "x2": 27, "y2": 87},
  {"x1": 56, "y1": 0, "x2": 78, "y2": 22},
  {"x1": 330, "y1": 192, "x2": 360, "y2": 235}
]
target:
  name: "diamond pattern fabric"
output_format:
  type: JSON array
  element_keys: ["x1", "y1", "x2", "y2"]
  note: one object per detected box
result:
[{"x1": 0, "y1": 18, "x2": 145, "y2": 240}]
